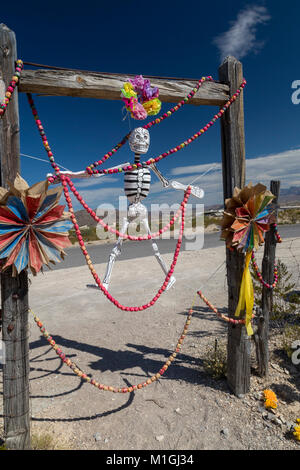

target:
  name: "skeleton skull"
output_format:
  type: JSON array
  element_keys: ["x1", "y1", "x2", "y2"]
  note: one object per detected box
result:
[{"x1": 129, "y1": 127, "x2": 150, "y2": 155}]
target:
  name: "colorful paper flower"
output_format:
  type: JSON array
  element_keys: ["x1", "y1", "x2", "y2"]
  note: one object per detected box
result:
[
  {"x1": 221, "y1": 183, "x2": 275, "y2": 253},
  {"x1": 142, "y1": 97, "x2": 162, "y2": 116},
  {"x1": 129, "y1": 75, "x2": 149, "y2": 96},
  {"x1": 121, "y1": 82, "x2": 137, "y2": 98},
  {"x1": 220, "y1": 183, "x2": 275, "y2": 336},
  {"x1": 121, "y1": 75, "x2": 162, "y2": 120},
  {"x1": 0, "y1": 174, "x2": 72, "y2": 275}
]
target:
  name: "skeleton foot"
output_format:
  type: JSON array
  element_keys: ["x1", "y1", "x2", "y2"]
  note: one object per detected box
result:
[{"x1": 166, "y1": 275, "x2": 176, "y2": 290}]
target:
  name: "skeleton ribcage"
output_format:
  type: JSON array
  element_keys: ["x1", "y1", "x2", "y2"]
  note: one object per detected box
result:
[{"x1": 124, "y1": 167, "x2": 151, "y2": 203}]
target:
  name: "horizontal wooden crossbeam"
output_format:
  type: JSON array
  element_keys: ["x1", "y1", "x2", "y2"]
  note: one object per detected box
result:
[{"x1": 18, "y1": 69, "x2": 229, "y2": 106}]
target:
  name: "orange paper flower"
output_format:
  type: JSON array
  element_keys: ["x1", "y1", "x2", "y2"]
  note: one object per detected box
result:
[{"x1": 263, "y1": 389, "x2": 278, "y2": 409}]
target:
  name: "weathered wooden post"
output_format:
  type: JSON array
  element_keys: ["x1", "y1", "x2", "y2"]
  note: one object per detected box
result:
[
  {"x1": 219, "y1": 56, "x2": 250, "y2": 396},
  {"x1": 255, "y1": 180, "x2": 280, "y2": 376},
  {"x1": 0, "y1": 24, "x2": 30, "y2": 449}
]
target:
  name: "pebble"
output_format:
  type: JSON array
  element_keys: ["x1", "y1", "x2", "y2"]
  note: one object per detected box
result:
[
  {"x1": 271, "y1": 362, "x2": 282, "y2": 372},
  {"x1": 156, "y1": 435, "x2": 164, "y2": 442},
  {"x1": 220, "y1": 428, "x2": 229, "y2": 438},
  {"x1": 286, "y1": 422, "x2": 295, "y2": 431},
  {"x1": 175, "y1": 408, "x2": 181, "y2": 414},
  {"x1": 278, "y1": 415, "x2": 286, "y2": 424},
  {"x1": 93, "y1": 433, "x2": 101, "y2": 442},
  {"x1": 104, "y1": 438, "x2": 109, "y2": 444}
]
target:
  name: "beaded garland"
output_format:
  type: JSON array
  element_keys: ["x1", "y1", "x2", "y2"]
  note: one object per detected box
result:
[
  {"x1": 26, "y1": 77, "x2": 246, "y2": 183},
  {"x1": 87, "y1": 76, "x2": 213, "y2": 172},
  {"x1": 251, "y1": 251, "x2": 278, "y2": 289},
  {"x1": 0, "y1": 59, "x2": 23, "y2": 117},
  {"x1": 274, "y1": 223, "x2": 282, "y2": 243},
  {"x1": 62, "y1": 178, "x2": 191, "y2": 311},
  {"x1": 197, "y1": 290, "x2": 255, "y2": 325},
  {"x1": 31, "y1": 305, "x2": 195, "y2": 393},
  {"x1": 85, "y1": 79, "x2": 247, "y2": 177},
  {"x1": 66, "y1": 175, "x2": 184, "y2": 241},
  {"x1": 27, "y1": 76, "x2": 214, "y2": 181}
]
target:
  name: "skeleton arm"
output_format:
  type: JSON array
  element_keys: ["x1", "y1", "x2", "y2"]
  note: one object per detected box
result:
[
  {"x1": 47, "y1": 162, "x2": 130, "y2": 183},
  {"x1": 149, "y1": 163, "x2": 170, "y2": 188},
  {"x1": 149, "y1": 163, "x2": 204, "y2": 199}
]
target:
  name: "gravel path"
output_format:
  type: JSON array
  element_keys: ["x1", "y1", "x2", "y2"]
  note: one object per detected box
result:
[{"x1": 1, "y1": 237, "x2": 300, "y2": 450}]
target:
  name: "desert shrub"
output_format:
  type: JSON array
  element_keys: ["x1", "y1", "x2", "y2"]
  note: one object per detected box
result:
[
  {"x1": 203, "y1": 338, "x2": 227, "y2": 379},
  {"x1": 251, "y1": 259, "x2": 297, "y2": 320},
  {"x1": 282, "y1": 324, "x2": 300, "y2": 359}
]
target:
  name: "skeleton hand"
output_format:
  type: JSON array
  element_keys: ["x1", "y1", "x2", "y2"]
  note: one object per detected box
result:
[
  {"x1": 47, "y1": 163, "x2": 130, "y2": 183},
  {"x1": 170, "y1": 181, "x2": 204, "y2": 199}
]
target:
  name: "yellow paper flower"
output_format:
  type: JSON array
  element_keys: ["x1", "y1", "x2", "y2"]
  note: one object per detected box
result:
[
  {"x1": 122, "y1": 82, "x2": 137, "y2": 98},
  {"x1": 294, "y1": 419, "x2": 300, "y2": 442},
  {"x1": 263, "y1": 389, "x2": 278, "y2": 409},
  {"x1": 142, "y1": 98, "x2": 161, "y2": 116}
]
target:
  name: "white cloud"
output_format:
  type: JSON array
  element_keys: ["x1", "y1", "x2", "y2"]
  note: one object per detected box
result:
[
  {"x1": 165, "y1": 148, "x2": 300, "y2": 206},
  {"x1": 68, "y1": 148, "x2": 300, "y2": 210},
  {"x1": 213, "y1": 5, "x2": 270, "y2": 60},
  {"x1": 74, "y1": 176, "x2": 118, "y2": 188}
]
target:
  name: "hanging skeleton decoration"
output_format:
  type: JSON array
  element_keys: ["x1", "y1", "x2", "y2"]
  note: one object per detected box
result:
[
  {"x1": 101, "y1": 126, "x2": 204, "y2": 290},
  {"x1": 48, "y1": 126, "x2": 204, "y2": 291},
  {"x1": 47, "y1": 73, "x2": 204, "y2": 291}
]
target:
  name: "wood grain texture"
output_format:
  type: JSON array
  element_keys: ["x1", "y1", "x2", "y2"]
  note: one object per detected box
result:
[
  {"x1": 0, "y1": 23, "x2": 30, "y2": 450},
  {"x1": 19, "y1": 69, "x2": 230, "y2": 105},
  {"x1": 219, "y1": 56, "x2": 250, "y2": 397},
  {"x1": 256, "y1": 180, "x2": 280, "y2": 377},
  {"x1": 0, "y1": 24, "x2": 20, "y2": 187}
]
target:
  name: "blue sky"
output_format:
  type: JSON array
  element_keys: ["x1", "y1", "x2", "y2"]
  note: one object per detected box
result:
[{"x1": 1, "y1": 0, "x2": 299, "y2": 210}]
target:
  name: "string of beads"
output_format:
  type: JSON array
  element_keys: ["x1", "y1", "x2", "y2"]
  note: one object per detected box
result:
[
  {"x1": 85, "y1": 76, "x2": 214, "y2": 172},
  {"x1": 79, "y1": 80, "x2": 248, "y2": 178},
  {"x1": 62, "y1": 177, "x2": 191, "y2": 311},
  {"x1": 31, "y1": 306, "x2": 194, "y2": 393},
  {"x1": 251, "y1": 251, "x2": 278, "y2": 289},
  {"x1": 26, "y1": 76, "x2": 213, "y2": 180},
  {"x1": 65, "y1": 176, "x2": 183, "y2": 240},
  {"x1": 273, "y1": 223, "x2": 282, "y2": 243},
  {"x1": 26, "y1": 78, "x2": 246, "y2": 182},
  {"x1": 0, "y1": 60, "x2": 23, "y2": 117},
  {"x1": 197, "y1": 290, "x2": 254, "y2": 325}
]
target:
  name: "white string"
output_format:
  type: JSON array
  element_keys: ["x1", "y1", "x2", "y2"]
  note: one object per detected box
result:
[
  {"x1": 20, "y1": 153, "x2": 71, "y2": 172},
  {"x1": 196, "y1": 260, "x2": 226, "y2": 293},
  {"x1": 190, "y1": 163, "x2": 220, "y2": 185}
]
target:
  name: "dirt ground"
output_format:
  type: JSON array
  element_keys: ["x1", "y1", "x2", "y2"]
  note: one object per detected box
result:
[{"x1": 1, "y1": 236, "x2": 300, "y2": 450}]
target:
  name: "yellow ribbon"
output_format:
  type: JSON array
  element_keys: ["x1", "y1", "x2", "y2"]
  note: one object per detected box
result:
[{"x1": 234, "y1": 251, "x2": 254, "y2": 336}]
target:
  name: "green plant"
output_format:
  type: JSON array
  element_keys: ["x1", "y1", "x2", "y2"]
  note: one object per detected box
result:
[
  {"x1": 282, "y1": 324, "x2": 300, "y2": 359},
  {"x1": 203, "y1": 338, "x2": 227, "y2": 379},
  {"x1": 31, "y1": 433, "x2": 55, "y2": 450},
  {"x1": 251, "y1": 258, "x2": 297, "y2": 320},
  {"x1": 203, "y1": 215, "x2": 221, "y2": 228},
  {"x1": 68, "y1": 226, "x2": 99, "y2": 245}
]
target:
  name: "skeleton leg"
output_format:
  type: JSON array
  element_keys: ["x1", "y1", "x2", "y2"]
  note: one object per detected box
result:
[
  {"x1": 141, "y1": 217, "x2": 176, "y2": 290},
  {"x1": 102, "y1": 217, "x2": 130, "y2": 290}
]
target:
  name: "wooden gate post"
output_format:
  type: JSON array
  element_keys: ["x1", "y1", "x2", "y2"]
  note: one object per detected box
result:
[
  {"x1": 219, "y1": 56, "x2": 251, "y2": 396},
  {"x1": 255, "y1": 180, "x2": 280, "y2": 376},
  {"x1": 0, "y1": 24, "x2": 30, "y2": 449}
]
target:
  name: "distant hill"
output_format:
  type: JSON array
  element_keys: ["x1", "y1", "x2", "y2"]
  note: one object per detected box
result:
[
  {"x1": 279, "y1": 186, "x2": 300, "y2": 205},
  {"x1": 74, "y1": 186, "x2": 300, "y2": 227},
  {"x1": 74, "y1": 209, "x2": 98, "y2": 227}
]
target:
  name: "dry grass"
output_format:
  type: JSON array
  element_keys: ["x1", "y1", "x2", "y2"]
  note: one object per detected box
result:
[{"x1": 0, "y1": 423, "x2": 74, "y2": 450}]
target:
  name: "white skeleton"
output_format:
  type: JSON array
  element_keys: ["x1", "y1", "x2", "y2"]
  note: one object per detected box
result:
[{"x1": 48, "y1": 127, "x2": 204, "y2": 291}]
